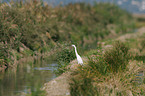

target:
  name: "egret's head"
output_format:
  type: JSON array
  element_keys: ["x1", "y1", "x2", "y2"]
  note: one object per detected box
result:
[{"x1": 72, "y1": 44, "x2": 76, "y2": 48}]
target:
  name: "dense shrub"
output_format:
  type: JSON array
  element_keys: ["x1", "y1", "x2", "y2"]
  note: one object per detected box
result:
[
  {"x1": 103, "y1": 41, "x2": 130, "y2": 73},
  {"x1": 88, "y1": 41, "x2": 130, "y2": 75},
  {"x1": 55, "y1": 44, "x2": 75, "y2": 74},
  {"x1": 70, "y1": 76, "x2": 97, "y2": 96}
]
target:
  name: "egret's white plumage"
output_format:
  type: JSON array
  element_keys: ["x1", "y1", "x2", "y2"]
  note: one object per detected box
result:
[{"x1": 72, "y1": 45, "x2": 83, "y2": 65}]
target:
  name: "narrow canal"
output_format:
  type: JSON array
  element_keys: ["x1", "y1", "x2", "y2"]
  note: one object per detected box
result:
[{"x1": 0, "y1": 57, "x2": 57, "y2": 96}]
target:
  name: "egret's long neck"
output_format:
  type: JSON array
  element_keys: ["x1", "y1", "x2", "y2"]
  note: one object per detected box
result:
[{"x1": 74, "y1": 46, "x2": 79, "y2": 56}]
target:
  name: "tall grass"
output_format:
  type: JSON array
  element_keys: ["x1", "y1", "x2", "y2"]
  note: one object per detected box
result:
[
  {"x1": 0, "y1": 0, "x2": 135, "y2": 70},
  {"x1": 70, "y1": 41, "x2": 145, "y2": 96},
  {"x1": 88, "y1": 41, "x2": 130, "y2": 75}
]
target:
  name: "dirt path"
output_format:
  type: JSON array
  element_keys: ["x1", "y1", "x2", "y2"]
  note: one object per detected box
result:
[
  {"x1": 42, "y1": 72, "x2": 71, "y2": 96},
  {"x1": 42, "y1": 58, "x2": 89, "y2": 96},
  {"x1": 42, "y1": 27, "x2": 145, "y2": 96}
]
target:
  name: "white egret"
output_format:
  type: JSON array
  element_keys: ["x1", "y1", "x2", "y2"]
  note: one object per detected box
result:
[{"x1": 72, "y1": 45, "x2": 83, "y2": 65}]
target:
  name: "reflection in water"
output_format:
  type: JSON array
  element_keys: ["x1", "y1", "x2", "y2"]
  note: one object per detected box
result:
[
  {"x1": 0, "y1": 58, "x2": 57, "y2": 96},
  {"x1": 34, "y1": 64, "x2": 58, "y2": 71}
]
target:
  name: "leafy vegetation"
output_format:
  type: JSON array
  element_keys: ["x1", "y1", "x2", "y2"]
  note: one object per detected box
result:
[
  {"x1": 54, "y1": 43, "x2": 75, "y2": 75},
  {"x1": 26, "y1": 87, "x2": 46, "y2": 96},
  {"x1": 0, "y1": 1, "x2": 135, "y2": 71}
]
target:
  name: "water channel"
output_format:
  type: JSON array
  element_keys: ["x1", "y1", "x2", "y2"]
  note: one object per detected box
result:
[
  {"x1": 0, "y1": 42, "x2": 144, "y2": 96},
  {"x1": 0, "y1": 57, "x2": 57, "y2": 96}
]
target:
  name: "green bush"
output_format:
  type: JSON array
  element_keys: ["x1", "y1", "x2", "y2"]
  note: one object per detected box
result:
[
  {"x1": 88, "y1": 41, "x2": 130, "y2": 75},
  {"x1": 70, "y1": 76, "x2": 97, "y2": 96},
  {"x1": 56, "y1": 48, "x2": 75, "y2": 63},
  {"x1": 55, "y1": 44, "x2": 75, "y2": 74},
  {"x1": 103, "y1": 41, "x2": 130, "y2": 73}
]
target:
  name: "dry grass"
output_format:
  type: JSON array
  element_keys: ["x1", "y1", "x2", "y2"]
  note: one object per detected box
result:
[
  {"x1": 70, "y1": 41, "x2": 145, "y2": 96},
  {"x1": 92, "y1": 60, "x2": 145, "y2": 96},
  {"x1": 69, "y1": 58, "x2": 145, "y2": 96}
]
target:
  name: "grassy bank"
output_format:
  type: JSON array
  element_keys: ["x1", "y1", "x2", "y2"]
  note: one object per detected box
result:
[
  {"x1": 42, "y1": 26, "x2": 145, "y2": 96},
  {"x1": 0, "y1": 0, "x2": 136, "y2": 72},
  {"x1": 69, "y1": 33, "x2": 145, "y2": 95},
  {"x1": 42, "y1": 29, "x2": 145, "y2": 96}
]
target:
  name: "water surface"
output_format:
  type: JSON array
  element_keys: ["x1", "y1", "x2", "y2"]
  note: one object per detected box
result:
[{"x1": 0, "y1": 58, "x2": 57, "y2": 96}]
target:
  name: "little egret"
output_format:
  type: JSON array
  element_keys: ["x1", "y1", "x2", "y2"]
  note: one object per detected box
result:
[{"x1": 72, "y1": 45, "x2": 83, "y2": 65}]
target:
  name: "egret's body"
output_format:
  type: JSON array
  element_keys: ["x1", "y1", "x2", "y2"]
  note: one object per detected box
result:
[{"x1": 72, "y1": 45, "x2": 83, "y2": 65}]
